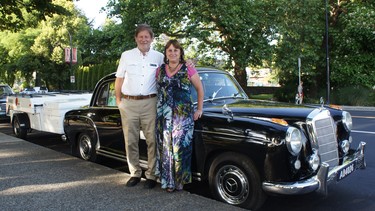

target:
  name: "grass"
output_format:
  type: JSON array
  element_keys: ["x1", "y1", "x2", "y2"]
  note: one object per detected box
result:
[{"x1": 249, "y1": 94, "x2": 274, "y2": 101}]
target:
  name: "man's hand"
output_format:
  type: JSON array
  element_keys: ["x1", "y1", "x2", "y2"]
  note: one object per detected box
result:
[{"x1": 186, "y1": 59, "x2": 197, "y2": 68}]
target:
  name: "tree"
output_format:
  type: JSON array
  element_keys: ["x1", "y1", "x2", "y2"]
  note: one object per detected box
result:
[
  {"x1": 273, "y1": 0, "x2": 375, "y2": 103},
  {"x1": 77, "y1": 20, "x2": 127, "y2": 66},
  {"x1": 329, "y1": 0, "x2": 375, "y2": 89},
  {"x1": 107, "y1": 0, "x2": 296, "y2": 92},
  {"x1": 0, "y1": 0, "x2": 70, "y2": 31},
  {"x1": 0, "y1": 0, "x2": 90, "y2": 90},
  {"x1": 107, "y1": 0, "x2": 277, "y2": 89},
  {"x1": 273, "y1": 0, "x2": 325, "y2": 102}
]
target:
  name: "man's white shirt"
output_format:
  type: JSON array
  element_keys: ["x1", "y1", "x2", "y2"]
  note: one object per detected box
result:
[{"x1": 116, "y1": 48, "x2": 164, "y2": 95}]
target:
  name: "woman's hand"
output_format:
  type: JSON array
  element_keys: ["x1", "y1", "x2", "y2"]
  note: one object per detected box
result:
[{"x1": 194, "y1": 109, "x2": 203, "y2": 120}]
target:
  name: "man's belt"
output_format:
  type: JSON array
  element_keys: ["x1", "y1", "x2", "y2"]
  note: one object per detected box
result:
[{"x1": 122, "y1": 94, "x2": 157, "y2": 100}]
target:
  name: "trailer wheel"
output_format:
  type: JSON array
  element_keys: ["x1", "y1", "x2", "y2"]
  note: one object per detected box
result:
[
  {"x1": 77, "y1": 133, "x2": 97, "y2": 162},
  {"x1": 208, "y1": 152, "x2": 266, "y2": 210},
  {"x1": 12, "y1": 115, "x2": 27, "y2": 139}
]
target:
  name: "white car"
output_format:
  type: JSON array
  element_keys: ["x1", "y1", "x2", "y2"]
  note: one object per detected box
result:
[
  {"x1": 0, "y1": 84, "x2": 14, "y2": 119},
  {"x1": 34, "y1": 86, "x2": 48, "y2": 93},
  {"x1": 21, "y1": 87, "x2": 36, "y2": 95}
]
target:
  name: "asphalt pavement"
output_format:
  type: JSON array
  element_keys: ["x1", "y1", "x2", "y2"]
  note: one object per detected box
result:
[{"x1": 0, "y1": 132, "x2": 244, "y2": 211}]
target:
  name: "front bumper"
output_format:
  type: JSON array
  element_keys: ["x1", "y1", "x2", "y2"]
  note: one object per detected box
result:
[{"x1": 262, "y1": 141, "x2": 366, "y2": 195}]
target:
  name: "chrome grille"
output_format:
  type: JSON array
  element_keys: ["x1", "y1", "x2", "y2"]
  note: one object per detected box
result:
[{"x1": 308, "y1": 109, "x2": 339, "y2": 169}]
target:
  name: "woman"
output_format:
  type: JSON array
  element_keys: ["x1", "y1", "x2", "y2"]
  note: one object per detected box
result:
[{"x1": 155, "y1": 39, "x2": 204, "y2": 192}]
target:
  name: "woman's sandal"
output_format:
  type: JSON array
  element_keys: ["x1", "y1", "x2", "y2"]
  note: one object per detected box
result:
[{"x1": 166, "y1": 188, "x2": 174, "y2": 193}]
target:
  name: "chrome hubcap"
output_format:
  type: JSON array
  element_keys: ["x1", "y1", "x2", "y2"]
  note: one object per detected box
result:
[
  {"x1": 79, "y1": 135, "x2": 92, "y2": 160},
  {"x1": 216, "y1": 165, "x2": 249, "y2": 205}
]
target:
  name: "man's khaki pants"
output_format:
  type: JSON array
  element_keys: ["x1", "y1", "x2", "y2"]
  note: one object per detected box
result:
[{"x1": 118, "y1": 97, "x2": 157, "y2": 180}]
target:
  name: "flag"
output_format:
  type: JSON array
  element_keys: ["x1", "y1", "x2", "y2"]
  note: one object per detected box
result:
[{"x1": 65, "y1": 48, "x2": 78, "y2": 63}]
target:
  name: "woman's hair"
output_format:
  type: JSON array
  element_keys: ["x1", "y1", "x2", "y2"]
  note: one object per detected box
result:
[
  {"x1": 135, "y1": 24, "x2": 154, "y2": 38},
  {"x1": 163, "y1": 39, "x2": 186, "y2": 64}
]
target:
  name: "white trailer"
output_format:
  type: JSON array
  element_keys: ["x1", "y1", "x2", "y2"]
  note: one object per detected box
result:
[{"x1": 6, "y1": 93, "x2": 92, "y2": 139}]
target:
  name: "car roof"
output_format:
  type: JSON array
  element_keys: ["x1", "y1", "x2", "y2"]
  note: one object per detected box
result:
[{"x1": 196, "y1": 67, "x2": 227, "y2": 73}]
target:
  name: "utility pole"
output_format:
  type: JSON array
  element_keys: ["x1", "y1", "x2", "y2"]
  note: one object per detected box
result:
[
  {"x1": 325, "y1": 0, "x2": 330, "y2": 104},
  {"x1": 67, "y1": 30, "x2": 75, "y2": 90},
  {"x1": 298, "y1": 57, "x2": 301, "y2": 85}
]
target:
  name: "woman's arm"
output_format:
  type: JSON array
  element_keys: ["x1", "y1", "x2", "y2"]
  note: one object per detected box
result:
[{"x1": 190, "y1": 73, "x2": 204, "y2": 120}]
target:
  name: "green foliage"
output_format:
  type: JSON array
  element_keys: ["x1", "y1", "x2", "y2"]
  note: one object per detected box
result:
[
  {"x1": 107, "y1": 0, "x2": 277, "y2": 89},
  {"x1": 0, "y1": 0, "x2": 70, "y2": 31},
  {"x1": 78, "y1": 22, "x2": 126, "y2": 65},
  {"x1": 274, "y1": 0, "x2": 375, "y2": 104},
  {"x1": 0, "y1": 0, "x2": 90, "y2": 90},
  {"x1": 249, "y1": 94, "x2": 274, "y2": 101},
  {"x1": 273, "y1": 0, "x2": 325, "y2": 102},
  {"x1": 330, "y1": 86, "x2": 375, "y2": 106},
  {"x1": 330, "y1": 1, "x2": 375, "y2": 89}
]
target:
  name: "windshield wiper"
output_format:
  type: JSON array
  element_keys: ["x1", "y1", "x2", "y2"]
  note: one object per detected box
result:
[{"x1": 211, "y1": 87, "x2": 222, "y2": 101}]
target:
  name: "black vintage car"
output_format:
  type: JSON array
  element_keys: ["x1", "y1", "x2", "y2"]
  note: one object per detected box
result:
[{"x1": 63, "y1": 67, "x2": 366, "y2": 210}]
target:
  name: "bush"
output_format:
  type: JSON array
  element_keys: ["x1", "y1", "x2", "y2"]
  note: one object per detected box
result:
[{"x1": 330, "y1": 86, "x2": 375, "y2": 106}]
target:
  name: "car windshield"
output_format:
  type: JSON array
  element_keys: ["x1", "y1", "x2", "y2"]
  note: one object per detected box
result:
[
  {"x1": 191, "y1": 72, "x2": 247, "y2": 102},
  {"x1": 0, "y1": 85, "x2": 13, "y2": 95}
]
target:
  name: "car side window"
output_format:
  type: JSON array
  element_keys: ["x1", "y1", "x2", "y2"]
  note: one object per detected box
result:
[
  {"x1": 107, "y1": 82, "x2": 116, "y2": 106},
  {"x1": 96, "y1": 81, "x2": 116, "y2": 107}
]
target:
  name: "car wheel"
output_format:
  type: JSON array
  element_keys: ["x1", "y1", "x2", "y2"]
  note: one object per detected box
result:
[
  {"x1": 208, "y1": 152, "x2": 266, "y2": 210},
  {"x1": 12, "y1": 115, "x2": 27, "y2": 139},
  {"x1": 77, "y1": 133, "x2": 97, "y2": 162}
]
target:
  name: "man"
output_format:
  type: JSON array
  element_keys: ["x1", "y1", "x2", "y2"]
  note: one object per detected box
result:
[
  {"x1": 297, "y1": 81, "x2": 303, "y2": 104},
  {"x1": 115, "y1": 24, "x2": 164, "y2": 189}
]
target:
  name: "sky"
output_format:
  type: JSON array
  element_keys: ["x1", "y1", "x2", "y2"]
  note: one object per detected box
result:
[{"x1": 74, "y1": 0, "x2": 109, "y2": 28}]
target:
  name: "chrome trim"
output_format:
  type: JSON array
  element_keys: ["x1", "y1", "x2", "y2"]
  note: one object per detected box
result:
[
  {"x1": 262, "y1": 142, "x2": 366, "y2": 195},
  {"x1": 195, "y1": 130, "x2": 270, "y2": 145},
  {"x1": 306, "y1": 108, "x2": 339, "y2": 169},
  {"x1": 68, "y1": 115, "x2": 101, "y2": 150},
  {"x1": 97, "y1": 149, "x2": 149, "y2": 169},
  {"x1": 61, "y1": 134, "x2": 67, "y2": 142}
]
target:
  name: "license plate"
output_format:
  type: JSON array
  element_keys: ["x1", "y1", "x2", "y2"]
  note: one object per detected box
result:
[{"x1": 337, "y1": 161, "x2": 356, "y2": 181}]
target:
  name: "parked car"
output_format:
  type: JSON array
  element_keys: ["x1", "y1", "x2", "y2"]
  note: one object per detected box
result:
[
  {"x1": 34, "y1": 86, "x2": 48, "y2": 93},
  {"x1": 63, "y1": 67, "x2": 366, "y2": 210},
  {"x1": 0, "y1": 84, "x2": 14, "y2": 119},
  {"x1": 21, "y1": 87, "x2": 36, "y2": 95}
]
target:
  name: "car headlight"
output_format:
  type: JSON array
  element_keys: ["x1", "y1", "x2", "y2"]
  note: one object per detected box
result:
[
  {"x1": 286, "y1": 127, "x2": 302, "y2": 156},
  {"x1": 342, "y1": 111, "x2": 352, "y2": 131}
]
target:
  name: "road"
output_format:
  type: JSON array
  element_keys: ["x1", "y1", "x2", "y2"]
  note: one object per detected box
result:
[{"x1": 1, "y1": 109, "x2": 374, "y2": 211}]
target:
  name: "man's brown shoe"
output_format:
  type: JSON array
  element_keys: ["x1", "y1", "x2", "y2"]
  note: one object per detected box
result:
[{"x1": 126, "y1": 177, "x2": 141, "y2": 187}]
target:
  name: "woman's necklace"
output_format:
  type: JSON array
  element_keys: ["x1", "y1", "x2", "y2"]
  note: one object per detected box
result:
[{"x1": 168, "y1": 63, "x2": 180, "y2": 74}]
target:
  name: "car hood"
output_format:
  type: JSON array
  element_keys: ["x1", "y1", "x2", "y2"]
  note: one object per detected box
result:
[{"x1": 203, "y1": 98, "x2": 327, "y2": 121}]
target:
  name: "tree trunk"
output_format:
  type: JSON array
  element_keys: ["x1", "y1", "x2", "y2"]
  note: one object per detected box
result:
[{"x1": 233, "y1": 63, "x2": 248, "y2": 90}]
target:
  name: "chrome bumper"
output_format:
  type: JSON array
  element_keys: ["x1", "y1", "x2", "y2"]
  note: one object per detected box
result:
[{"x1": 262, "y1": 142, "x2": 366, "y2": 195}]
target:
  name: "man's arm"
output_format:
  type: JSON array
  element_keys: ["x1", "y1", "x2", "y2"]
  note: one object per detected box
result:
[{"x1": 115, "y1": 77, "x2": 124, "y2": 106}]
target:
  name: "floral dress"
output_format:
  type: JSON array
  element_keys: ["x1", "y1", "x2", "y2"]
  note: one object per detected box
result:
[{"x1": 155, "y1": 63, "x2": 194, "y2": 190}]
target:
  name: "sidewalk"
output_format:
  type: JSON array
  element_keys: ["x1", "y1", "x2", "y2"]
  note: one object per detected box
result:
[
  {"x1": 342, "y1": 105, "x2": 375, "y2": 111},
  {"x1": 0, "y1": 133, "x2": 244, "y2": 211}
]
